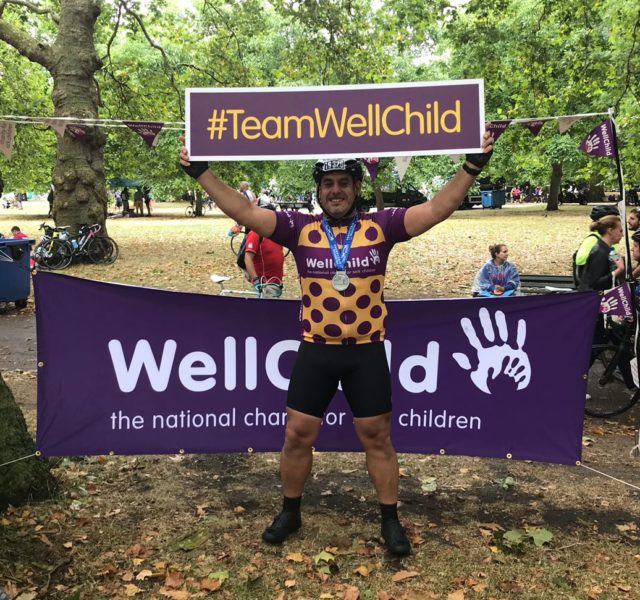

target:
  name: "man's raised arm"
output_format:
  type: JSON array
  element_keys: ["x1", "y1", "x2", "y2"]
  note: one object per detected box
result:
[
  {"x1": 179, "y1": 137, "x2": 276, "y2": 238},
  {"x1": 404, "y1": 128, "x2": 494, "y2": 238}
]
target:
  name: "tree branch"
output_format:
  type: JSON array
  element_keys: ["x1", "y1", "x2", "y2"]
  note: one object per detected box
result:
[
  {"x1": 0, "y1": 17, "x2": 52, "y2": 68},
  {"x1": 614, "y1": 9, "x2": 640, "y2": 112},
  {"x1": 2, "y1": 0, "x2": 59, "y2": 23},
  {"x1": 120, "y1": 0, "x2": 183, "y2": 116}
]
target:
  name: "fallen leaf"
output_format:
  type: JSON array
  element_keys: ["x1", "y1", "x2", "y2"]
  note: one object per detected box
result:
[
  {"x1": 159, "y1": 589, "x2": 191, "y2": 600},
  {"x1": 285, "y1": 552, "x2": 305, "y2": 562},
  {"x1": 447, "y1": 591, "x2": 465, "y2": 600},
  {"x1": 200, "y1": 578, "x2": 222, "y2": 591},
  {"x1": 15, "y1": 594, "x2": 37, "y2": 600},
  {"x1": 62, "y1": 541, "x2": 73, "y2": 549},
  {"x1": 398, "y1": 467, "x2": 409, "y2": 477},
  {"x1": 343, "y1": 585, "x2": 360, "y2": 600},
  {"x1": 354, "y1": 565, "x2": 369, "y2": 577},
  {"x1": 165, "y1": 570, "x2": 185, "y2": 589},
  {"x1": 617, "y1": 583, "x2": 632, "y2": 592},
  {"x1": 392, "y1": 570, "x2": 419, "y2": 583},
  {"x1": 234, "y1": 505, "x2": 246, "y2": 514},
  {"x1": 124, "y1": 584, "x2": 143, "y2": 597},
  {"x1": 285, "y1": 579, "x2": 296, "y2": 588},
  {"x1": 122, "y1": 571, "x2": 135, "y2": 581},
  {"x1": 136, "y1": 569, "x2": 154, "y2": 581}
]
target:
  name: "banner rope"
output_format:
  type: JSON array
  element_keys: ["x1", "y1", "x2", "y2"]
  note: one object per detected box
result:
[
  {"x1": 579, "y1": 463, "x2": 640, "y2": 491},
  {"x1": 0, "y1": 452, "x2": 38, "y2": 469},
  {"x1": 0, "y1": 114, "x2": 184, "y2": 126}
]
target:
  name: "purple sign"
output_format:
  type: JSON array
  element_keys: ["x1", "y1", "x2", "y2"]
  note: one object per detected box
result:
[
  {"x1": 600, "y1": 283, "x2": 634, "y2": 318},
  {"x1": 125, "y1": 121, "x2": 164, "y2": 147},
  {"x1": 522, "y1": 120, "x2": 545, "y2": 136},
  {"x1": 580, "y1": 120, "x2": 617, "y2": 158},
  {"x1": 186, "y1": 81, "x2": 485, "y2": 160},
  {"x1": 34, "y1": 272, "x2": 598, "y2": 465},
  {"x1": 488, "y1": 120, "x2": 511, "y2": 141}
]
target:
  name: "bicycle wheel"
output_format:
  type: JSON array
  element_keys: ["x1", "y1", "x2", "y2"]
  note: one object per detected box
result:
[
  {"x1": 585, "y1": 347, "x2": 640, "y2": 417},
  {"x1": 185, "y1": 206, "x2": 194, "y2": 217},
  {"x1": 39, "y1": 239, "x2": 73, "y2": 270},
  {"x1": 87, "y1": 237, "x2": 118, "y2": 265}
]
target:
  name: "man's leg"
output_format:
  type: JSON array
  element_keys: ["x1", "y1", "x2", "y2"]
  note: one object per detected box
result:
[
  {"x1": 262, "y1": 408, "x2": 323, "y2": 544},
  {"x1": 354, "y1": 414, "x2": 410, "y2": 556}
]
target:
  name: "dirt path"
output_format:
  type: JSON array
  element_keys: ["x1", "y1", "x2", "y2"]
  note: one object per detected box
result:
[{"x1": 0, "y1": 309, "x2": 36, "y2": 372}]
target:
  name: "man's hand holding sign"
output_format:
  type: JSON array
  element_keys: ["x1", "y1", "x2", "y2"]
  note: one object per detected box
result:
[{"x1": 179, "y1": 81, "x2": 493, "y2": 557}]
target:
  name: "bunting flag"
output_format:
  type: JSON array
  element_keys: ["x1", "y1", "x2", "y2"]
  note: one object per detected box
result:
[
  {"x1": 558, "y1": 116, "x2": 581, "y2": 134},
  {"x1": 36, "y1": 118, "x2": 68, "y2": 137},
  {"x1": 580, "y1": 119, "x2": 616, "y2": 158},
  {"x1": 448, "y1": 154, "x2": 462, "y2": 162},
  {"x1": 599, "y1": 283, "x2": 634, "y2": 318},
  {"x1": 363, "y1": 157, "x2": 380, "y2": 181},
  {"x1": 488, "y1": 120, "x2": 512, "y2": 141},
  {"x1": 395, "y1": 156, "x2": 412, "y2": 180},
  {"x1": 125, "y1": 121, "x2": 164, "y2": 147},
  {"x1": 522, "y1": 120, "x2": 545, "y2": 136},
  {"x1": 67, "y1": 125, "x2": 87, "y2": 144},
  {"x1": 0, "y1": 121, "x2": 16, "y2": 158}
]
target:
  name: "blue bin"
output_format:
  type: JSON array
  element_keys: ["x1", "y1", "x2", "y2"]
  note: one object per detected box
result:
[
  {"x1": 481, "y1": 190, "x2": 506, "y2": 209},
  {"x1": 0, "y1": 238, "x2": 34, "y2": 307}
]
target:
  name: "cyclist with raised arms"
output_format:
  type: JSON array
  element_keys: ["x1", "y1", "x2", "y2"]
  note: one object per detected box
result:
[{"x1": 180, "y1": 130, "x2": 494, "y2": 555}]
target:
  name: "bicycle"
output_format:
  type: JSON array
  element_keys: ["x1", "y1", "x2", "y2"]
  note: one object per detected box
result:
[
  {"x1": 68, "y1": 224, "x2": 119, "y2": 265},
  {"x1": 33, "y1": 223, "x2": 74, "y2": 270},
  {"x1": 586, "y1": 316, "x2": 640, "y2": 417},
  {"x1": 210, "y1": 274, "x2": 284, "y2": 299},
  {"x1": 185, "y1": 197, "x2": 214, "y2": 216},
  {"x1": 229, "y1": 226, "x2": 291, "y2": 258}
]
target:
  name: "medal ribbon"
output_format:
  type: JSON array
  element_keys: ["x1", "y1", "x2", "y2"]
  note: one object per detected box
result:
[{"x1": 321, "y1": 215, "x2": 358, "y2": 272}]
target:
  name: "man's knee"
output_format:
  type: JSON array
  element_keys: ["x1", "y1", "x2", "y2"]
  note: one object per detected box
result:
[
  {"x1": 356, "y1": 415, "x2": 394, "y2": 452},
  {"x1": 283, "y1": 413, "x2": 320, "y2": 453}
]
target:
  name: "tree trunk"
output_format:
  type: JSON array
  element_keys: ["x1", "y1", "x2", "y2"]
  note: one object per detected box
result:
[
  {"x1": 588, "y1": 173, "x2": 604, "y2": 203},
  {"x1": 0, "y1": 372, "x2": 57, "y2": 510},
  {"x1": 50, "y1": 0, "x2": 107, "y2": 234},
  {"x1": 374, "y1": 186, "x2": 383, "y2": 211},
  {"x1": 546, "y1": 162, "x2": 562, "y2": 212},
  {"x1": 195, "y1": 191, "x2": 204, "y2": 216}
]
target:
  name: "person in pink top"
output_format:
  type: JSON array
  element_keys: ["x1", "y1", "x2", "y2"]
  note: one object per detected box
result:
[{"x1": 180, "y1": 130, "x2": 494, "y2": 555}]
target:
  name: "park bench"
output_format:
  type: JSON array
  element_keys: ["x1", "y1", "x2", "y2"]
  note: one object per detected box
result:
[{"x1": 519, "y1": 274, "x2": 575, "y2": 295}]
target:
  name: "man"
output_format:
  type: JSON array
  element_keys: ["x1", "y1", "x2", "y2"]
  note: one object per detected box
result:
[
  {"x1": 11, "y1": 226, "x2": 28, "y2": 239},
  {"x1": 180, "y1": 130, "x2": 494, "y2": 555},
  {"x1": 239, "y1": 181, "x2": 257, "y2": 206},
  {"x1": 121, "y1": 187, "x2": 130, "y2": 216},
  {"x1": 133, "y1": 187, "x2": 144, "y2": 216},
  {"x1": 244, "y1": 205, "x2": 285, "y2": 298}
]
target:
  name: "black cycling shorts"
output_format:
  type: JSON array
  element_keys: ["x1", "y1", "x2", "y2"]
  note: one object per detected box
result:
[{"x1": 287, "y1": 341, "x2": 392, "y2": 419}]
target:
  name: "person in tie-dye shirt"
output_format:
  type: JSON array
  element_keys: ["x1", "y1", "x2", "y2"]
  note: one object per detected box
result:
[{"x1": 180, "y1": 130, "x2": 494, "y2": 555}]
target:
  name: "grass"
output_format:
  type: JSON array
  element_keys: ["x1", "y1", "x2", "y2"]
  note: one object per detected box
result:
[{"x1": 2, "y1": 199, "x2": 639, "y2": 600}]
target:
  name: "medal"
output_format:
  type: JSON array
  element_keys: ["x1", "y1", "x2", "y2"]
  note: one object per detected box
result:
[
  {"x1": 332, "y1": 270, "x2": 350, "y2": 291},
  {"x1": 322, "y1": 215, "x2": 358, "y2": 293}
]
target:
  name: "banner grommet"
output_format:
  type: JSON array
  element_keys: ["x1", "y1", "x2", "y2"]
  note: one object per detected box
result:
[
  {"x1": 179, "y1": 449, "x2": 185, "y2": 455},
  {"x1": 575, "y1": 460, "x2": 581, "y2": 466},
  {"x1": 247, "y1": 447, "x2": 254, "y2": 453},
  {"x1": 506, "y1": 453, "x2": 513, "y2": 459},
  {"x1": 35, "y1": 450, "x2": 41, "y2": 457},
  {"x1": 582, "y1": 374, "x2": 588, "y2": 380},
  {"x1": 109, "y1": 450, "x2": 115, "y2": 456},
  {"x1": 439, "y1": 449, "x2": 446, "y2": 455},
  {"x1": 38, "y1": 361, "x2": 44, "y2": 368}
]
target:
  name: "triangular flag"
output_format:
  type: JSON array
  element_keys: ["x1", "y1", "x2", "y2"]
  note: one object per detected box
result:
[
  {"x1": 488, "y1": 120, "x2": 512, "y2": 141},
  {"x1": 522, "y1": 120, "x2": 545, "y2": 136},
  {"x1": 580, "y1": 119, "x2": 616, "y2": 158},
  {"x1": 363, "y1": 157, "x2": 380, "y2": 181},
  {"x1": 125, "y1": 121, "x2": 164, "y2": 147},
  {"x1": 36, "y1": 118, "x2": 68, "y2": 137},
  {"x1": 558, "y1": 116, "x2": 581, "y2": 134},
  {"x1": 67, "y1": 125, "x2": 87, "y2": 143},
  {"x1": 395, "y1": 156, "x2": 412, "y2": 181},
  {"x1": 0, "y1": 121, "x2": 16, "y2": 158},
  {"x1": 599, "y1": 283, "x2": 633, "y2": 318}
]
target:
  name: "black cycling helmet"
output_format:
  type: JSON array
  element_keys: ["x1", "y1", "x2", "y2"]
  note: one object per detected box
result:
[
  {"x1": 312, "y1": 158, "x2": 364, "y2": 185},
  {"x1": 590, "y1": 205, "x2": 619, "y2": 221}
]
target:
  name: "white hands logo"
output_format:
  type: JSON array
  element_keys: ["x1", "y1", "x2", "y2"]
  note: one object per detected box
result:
[
  {"x1": 452, "y1": 307, "x2": 531, "y2": 395},
  {"x1": 585, "y1": 134, "x2": 600, "y2": 153},
  {"x1": 599, "y1": 296, "x2": 619, "y2": 313},
  {"x1": 369, "y1": 249, "x2": 381, "y2": 265}
]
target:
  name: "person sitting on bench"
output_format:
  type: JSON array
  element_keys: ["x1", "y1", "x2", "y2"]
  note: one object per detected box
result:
[{"x1": 472, "y1": 243, "x2": 521, "y2": 298}]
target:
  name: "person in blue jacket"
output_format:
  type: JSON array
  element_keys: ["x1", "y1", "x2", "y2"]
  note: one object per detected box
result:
[{"x1": 472, "y1": 243, "x2": 521, "y2": 297}]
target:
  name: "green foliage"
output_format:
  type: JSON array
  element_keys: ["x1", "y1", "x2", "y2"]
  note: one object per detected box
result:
[{"x1": 494, "y1": 526, "x2": 554, "y2": 553}]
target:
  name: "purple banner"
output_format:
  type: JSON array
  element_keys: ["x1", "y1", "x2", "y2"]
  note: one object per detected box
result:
[
  {"x1": 186, "y1": 81, "x2": 485, "y2": 160},
  {"x1": 580, "y1": 119, "x2": 617, "y2": 158},
  {"x1": 363, "y1": 157, "x2": 380, "y2": 181},
  {"x1": 488, "y1": 120, "x2": 511, "y2": 141},
  {"x1": 34, "y1": 272, "x2": 598, "y2": 464},
  {"x1": 522, "y1": 120, "x2": 545, "y2": 136},
  {"x1": 125, "y1": 121, "x2": 164, "y2": 147},
  {"x1": 600, "y1": 283, "x2": 634, "y2": 318}
]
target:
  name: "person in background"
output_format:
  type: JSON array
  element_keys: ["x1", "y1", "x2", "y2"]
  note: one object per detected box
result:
[
  {"x1": 472, "y1": 244, "x2": 521, "y2": 297},
  {"x1": 121, "y1": 187, "x2": 130, "y2": 216},
  {"x1": 11, "y1": 226, "x2": 28, "y2": 239},
  {"x1": 239, "y1": 181, "x2": 257, "y2": 206},
  {"x1": 133, "y1": 187, "x2": 144, "y2": 216},
  {"x1": 143, "y1": 186, "x2": 152, "y2": 216},
  {"x1": 244, "y1": 205, "x2": 284, "y2": 298},
  {"x1": 627, "y1": 208, "x2": 639, "y2": 232},
  {"x1": 510, "y1": 185, "x2": 521, "y2": 203},
  {"x1": 47, "y1": 185, "x2": 54, "y2": 217},
  {"x1": 577, "y1": 215, "x2": 624, "y2": 292}
]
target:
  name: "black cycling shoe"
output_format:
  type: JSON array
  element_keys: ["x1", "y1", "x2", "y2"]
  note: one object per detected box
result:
[
  {"x1": 381, "y1": 519, "x2": 411, "y2": 556},
  {"x1": 262, "y1": 511, "x2": 301, "y2": 544}
]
